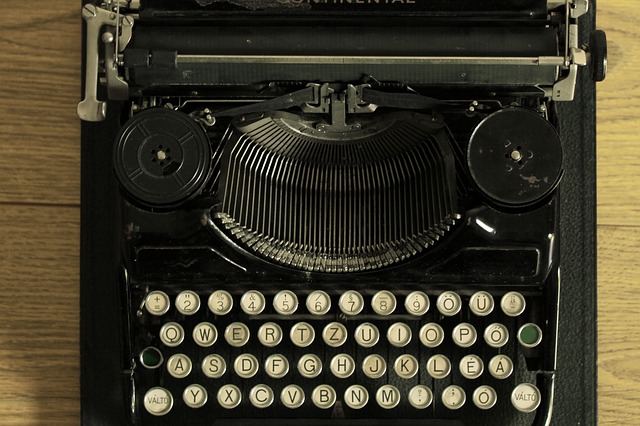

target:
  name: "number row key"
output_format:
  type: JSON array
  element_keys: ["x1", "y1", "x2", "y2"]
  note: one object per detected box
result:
[{"x1": 145, "y1": 290, "x2": 527, "y2": 318}]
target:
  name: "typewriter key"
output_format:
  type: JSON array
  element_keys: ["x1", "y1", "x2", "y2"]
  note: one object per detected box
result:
[
  {"x1": 459, "y1": 354, "x2": 484, "y2": 380},
  {"x1": 339, "y1": 290, "x2": 364, "y2": 316},
  {"x1": 217, "y1": 385, "x2": 242, "y2": 409},
  {"x1": 501, "y1": 291, "x2": 526, "y2": 317},
  {"x1": 159, "y1": 322, "x2": 184, "y2": 347},
  {"x1": 234, "y1": 353, "x2": 259, "y2": 379},
  {"x1": 166, "y1": 353, "x2": 192, "y2": 379},
  {"x1": 144, "y1": 291, "x2": 170, "y2": 316},
  {"x1": 114, "y1": 107, "x2": 212, "y2": 208},
  {"x1": 143, "y1": 387, "x2": 173, "y2": 416},
  {"x1": 224, "y1": 322, "x2": 250, "y2": 347},
  {"x1": 139, "y1": 347, "x2": 163, "y2": 369},
  {"x1": 376, "y1": 385, "x2": 401, "y2": 409},
  {"x1": 518, "y1": 323, "x2": 543, "y2": 348},
  {"x1": 344, "y1": 385, "x2": 369, "y2": 410},
  {"x1": 372, "y1": 290, "x2": 397, "y2": 315},
  {"x1": 322, "y1": 322, "x2": 348, "y2": 347},
  {"x1": 249, "y1": 384, "x2": 274, "y2": 408},
  {"x1": 394, "y1": 354, "x2": 419, "y2": 379},
  {"x1": 208, "y1": 290, "x2": 233, "y2": 316},
  {"x1": 240, "y1": 290, "x2": 266, "y2": 315},
  {"x1": 273, "y1": 290, "x2": 298, "y2": 315},
  {"x1": 264, "y1": 354, "x2": 289, "y2": 379},
  {"x1": 405, "y1": 291, "x2": 430, "y2": 316},
  {"x1": 312, "y1": 385, "x2": 336, "y2": 409},
  {"x1": 427, "y1": 354, "x2": 451, "y2": 379},
  {"x1": 281, "y1": 385, "x2": 305, "y2": 409},
  {"x1": 511, "y1": 383, "x2": 541, "y2": 413},
  {"x1": 298, "y1": 354, "x2": 322, "y2": 378},
  {"x1": 484, "y1": 323, "x2": 509, "y2": 348},
  {"x1": 329, "y1": 354, "x2": 356, "y2": 379},
  {"x1": 488, "y1": 355, "x2": 513, "y2": 380},
  {"x1": 290, "y1": 322, "x2": 315, "y2": 347},
  {"x1": 473, "y1": 386, "x2": 497, "y2": 410},
  {"x1": 420, "y1": 323, "x2": 445, "y2": 348},
  {"x1": 183, "y1": 384, "x2": 207, "y2": 409},
  {"x1": 202, "y1": 354, "x2": 226, "y2": 379},
  {"x1": 408, "y1": 385, "x2": 433, "y2": 409},
  {"x1": 362, "y1": 354, "x2": 386, "y2": 379},
  {"x1": 452, "y1": 323, "x2": 477, "y2": 348},
  {"x1": 436, "y1": 291, "x2": 462, "y2": 316},
  {"x1": 192, "y1": 322, "x2": 218, "y2": 348},
  {"x1": 175, "y1": 290, "x2": 200, "y2": 315},
  {"x1": 354, "y1": 323, "x2": 380, "y2": 348},
  {"x1": 442, "y1": 385, "x2": 466, "y2": 410},
  {"x1": 387, "y1": 322, "x2": 412, "y2": 347},
  {"x1": 306, "y1": 290, "x2": 331, "y2": 315},
  {"x1": 258, "y1": 322, "x2": 283, "y2": 347},
  {"x1": 469, "y1": 291, "x2": 494, "y2": 316},
  {"x1": 467, "y1": 107, "x2": 562, "y2": 208}
]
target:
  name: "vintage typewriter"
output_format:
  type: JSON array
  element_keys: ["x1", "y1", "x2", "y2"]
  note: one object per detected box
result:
[{"x1": 78, "y1": 1, "x2": 607, "y2": 425}]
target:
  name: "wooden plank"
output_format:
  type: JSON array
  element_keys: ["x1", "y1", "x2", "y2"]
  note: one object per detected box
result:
[
  {"x1": 0, "y1": 1, "x2": 81, "y2": 205},
  {"x1": 592, "y1": 13, "x2": 640, "y2": 423},
  {"x1": 597, "y1": 1, "x2": 640, "y2": 227},
  {"x1": 0, "y1": 205, "x2": 79, "y2": 426},
  {"x1": 598, "y1": 225, "x2": 640, "y2": 424}
]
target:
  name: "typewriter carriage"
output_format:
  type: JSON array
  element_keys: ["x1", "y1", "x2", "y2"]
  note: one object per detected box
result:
[{"x1": 78, "y1": 0, "x2": 607, "y2": 122}]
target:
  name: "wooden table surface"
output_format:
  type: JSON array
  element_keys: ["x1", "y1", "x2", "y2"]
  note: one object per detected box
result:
[{"x1": 0, "y1": 1, "x2": 637, "y2": 424}]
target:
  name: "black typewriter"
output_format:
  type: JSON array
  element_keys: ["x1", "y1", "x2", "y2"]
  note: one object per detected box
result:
[{"x1": 78, "y1": 1, "x2": 607, "y2": 425}]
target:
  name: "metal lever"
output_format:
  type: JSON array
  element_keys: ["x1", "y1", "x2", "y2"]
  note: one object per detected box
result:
[
  {"x1": 78, "y1": 5, "x2": 109, "y2": 121},
  {"x1": 78, "y1": 4, "x2": 131, "y2": 122}
]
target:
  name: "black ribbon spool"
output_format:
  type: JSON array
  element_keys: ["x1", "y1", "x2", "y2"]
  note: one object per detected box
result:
[
  {"x1": 467, "y1": 107, "x2": 563, "y2": 208},
  {"x1": 114, "y1": 108, "x2": 212, "y2": 208}
]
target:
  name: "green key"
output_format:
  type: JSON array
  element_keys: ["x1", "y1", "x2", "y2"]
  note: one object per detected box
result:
[
  {"x1": 140, "y1": 347, "x2": 163, "y2": 369},
  {"x1": 518, "y1": 323, "x2": 542, "y2": 348}
]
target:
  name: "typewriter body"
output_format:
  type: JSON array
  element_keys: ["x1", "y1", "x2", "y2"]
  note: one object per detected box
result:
[{"x1": 79, "y1": 1, "x2": 606, "y2": 425}]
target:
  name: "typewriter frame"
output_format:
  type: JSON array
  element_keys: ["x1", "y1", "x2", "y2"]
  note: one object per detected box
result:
[{"x1": 79, "y1": 1, "x2": 600, "y2": 425}]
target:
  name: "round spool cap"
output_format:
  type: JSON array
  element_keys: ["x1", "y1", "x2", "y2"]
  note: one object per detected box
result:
[
  {"x1": 467, "y1": 108, "x2": 562, "y2": 207},
  {"x1": 114, "y1": 108, "x2": 211, "y2": 207}
]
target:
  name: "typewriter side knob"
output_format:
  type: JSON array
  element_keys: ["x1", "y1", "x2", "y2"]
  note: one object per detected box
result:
[
  {"x1": 591, "y1": 30, "x2": 608, "y2": 82},
  {"x1": 467, "y1": 108, "x2": 563, "y2": 208},
  {"x1": 114, "y1": 108, "x2": 212, "y2": 208}
]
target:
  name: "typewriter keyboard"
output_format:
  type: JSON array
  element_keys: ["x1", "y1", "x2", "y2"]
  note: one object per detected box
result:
[{"x1": 133, "y1": 288, "x2": 543, "y2": 419}]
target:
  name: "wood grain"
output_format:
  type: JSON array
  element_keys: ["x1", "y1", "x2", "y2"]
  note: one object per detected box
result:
[
  {"x1": 597, "y1": 0, "x2": 640, "y2": 227},
  {"x1": 597, "y1": 2, "x2": 640, "y2": 421},
  {"x1": 0, "y1": 1, "x2": 81, "y2": 206},
  {"x1": 598, "y1": 226, "x2": 640, "y2": 424},
  {"x1": 0, "y1": 205, "x2": 80, "y2": 426},
  {"x1": 0, "y1": 0, "x2": 637, "y2": 425}
]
